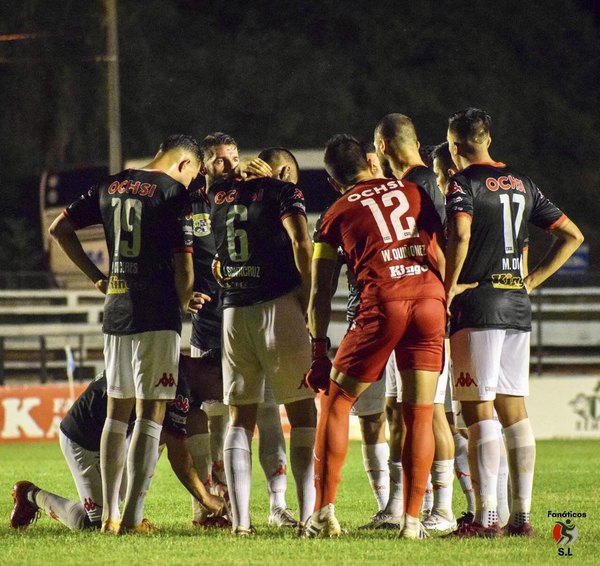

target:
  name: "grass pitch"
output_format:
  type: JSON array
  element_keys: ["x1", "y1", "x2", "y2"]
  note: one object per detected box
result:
[{"x1": 0, "y1": 439, "x2": 598, "y2": 565}]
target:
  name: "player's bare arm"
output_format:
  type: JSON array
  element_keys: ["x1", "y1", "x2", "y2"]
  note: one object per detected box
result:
[
  {"x1": 444, "y1": 214, "x2": 478, "y2": 312},
  {"x1": 48, "y1": 212, "x2": 107, "y2": 293},
  {"x1": 162, "y1": 430, "x2": 228, "y2": 516},
  {"x1": 282, "y1": 213, "x2": 313, "y2": 312},
  {"x1": 524, "y1": 218, "x2": 584, "y2": 293},
  {"x1": 174, "y1": 252, "x2": 194, "y2": 314},
  {"x1": 307, "y1": 249, "x2": 337, "y2": 339}
]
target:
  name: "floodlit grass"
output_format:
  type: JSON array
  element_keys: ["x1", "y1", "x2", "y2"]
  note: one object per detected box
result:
[{"x1": 1, "y1": 440, "x2": 598, "y2": 565}]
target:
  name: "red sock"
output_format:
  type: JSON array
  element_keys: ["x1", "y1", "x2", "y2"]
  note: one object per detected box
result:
[
  {"x1": 313, "y1": 381, "x2": 357, "y2": 511},
  {"x1": 402, "y1": 403, "x2": 435, "y2": 518}
]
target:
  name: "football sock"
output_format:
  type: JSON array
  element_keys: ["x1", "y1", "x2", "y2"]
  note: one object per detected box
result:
[
  {"x1": 431, "y1": 459, "x2": 454, "y2": 514},
  {"x1": 468, "y1": 419, "x2": 500, "y2": 528},
  {"x1": 496, "y1": 423, "x2": 510, "y2": 527},
  {"x1": 402, "y1": 403, "x2": 435, "y2": 519},
  {"x1": 187, "y1": 432, "x2": 212, "y2": 521},
  {"x1": 209, "y1": 412, "x2": 228, "y2": 484},
  {"x1": 313, "y1": 381, "x2": 356, "y2": 511},
  {"x1": 361, "y1": 442, "x2": 390, "y2": 512},
  {"x1": 257, "y1": 402, "x2": 288, "y2": 511},
  {"x1": 34, "y1": 489, "x2": 90, "y2": 530},
  {"x1": 385, "y1": 460, "x2": 403, "y2": 517},
  {"x1": 504, "y1": 418, "x2": 536, "y2": 527},
  {"x1": 453, "y1": 431, "x2": 475, "y2": 513},
  {"x1": 422, "y1": 474, "x2": 433, "y2": 513},
  {"x1": 290, "y1": 426, "x2": 316, "y2": 523},
  {"x1": 100, "y1": 417, "x2": 128, "y2": 523},
  {"x1": 403, "y1": 513, "x2": 421, "y2": 534},
  {"x1": 224, "y1": 426, "x2": 253, "y2": 529},
  {"x1": 121, "y1": 418, "x2": 162, "y2": 528}
]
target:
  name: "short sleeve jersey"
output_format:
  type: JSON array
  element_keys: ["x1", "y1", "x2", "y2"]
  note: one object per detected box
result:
[
  {"x1": 314, "y1": 177, "x2": 445, "y2": 307},
  {"x1": 65, "y1": 169, "x2": 191, "y2": 335},
  {"x1": 208, "y1": 177, "x2": 306, "y2": 307},
  {"x1": 403, "y1": 165, "x2": 447, "y2": 224},
  {"x1": 446, "y1": 162, "x2": 567, "y2": 333},
  {"x1": 189, "y1": 189, "x2": 223, "y2": 351}
]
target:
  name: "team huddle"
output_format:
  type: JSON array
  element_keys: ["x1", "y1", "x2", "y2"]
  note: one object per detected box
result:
[{"x1": 10, "y1": 108, "x2": 584, "y2": 540}]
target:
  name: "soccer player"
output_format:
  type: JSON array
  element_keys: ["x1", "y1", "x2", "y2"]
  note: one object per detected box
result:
[
  {"x1": 48, "y1": 135, "x2": 201, "y2": 533},
  {"x1": 206, "y1": 141, "x2": 317, "y2": 535},
  {"x1": 9, "y1": 355, "x2": 228, "y2": 531},
  {"x1": 189, "y1": 136, "x2": 299, "y2": 528},
  {"x1": 305, "y1": 134, "x2": 447, "y2": 539},
  {"x1": 374, "y1": 116, "x2": 457, "y2": 534},
  {"x1": 445, "y1": 108, "x2": 584, "y2": 537}
]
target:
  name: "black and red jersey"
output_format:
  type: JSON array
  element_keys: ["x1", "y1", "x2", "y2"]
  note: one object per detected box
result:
[
  {"x1": 446, "y1": 162, "x2": 566, "y2": 333},
  {"x1": 189, "y1": 189, "x2": 222, "y2": 351},
  {"x1": 314, "y1": 177, "x2": 445, "y2": 307},
  {"x1": 208, "y1": 177, "x2": 306, "y2": 308},
  {"x1": 403, "y1": 165, "x2": 446, "y2": 224},
  {"x1": 65, "y1": 169, "x2": 191, "y2": 335}
]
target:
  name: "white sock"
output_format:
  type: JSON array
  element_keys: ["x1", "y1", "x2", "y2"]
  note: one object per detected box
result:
[
  {"x1": 187, "y1": 433, "x2": 212, "y2": 520},
  {"x1": 431, "y1": 459, "x2": 454, "y2": 515},
  {"x1": 257, "y1": 403, "x2": 288, "y2": 511},
  {"x1": 384, "y1": 460, "x2": 403, "y2": 517},
  {"x1": 496, "y1": 424, "x2": 510, "y2": 527},
  {"x1": 224, "y1": 426, "x2": 253, "y2": 529},
  {"x1": 453, "y1": 432, "x2": 475, "y2": 513},
  {"x1": 209, "y1": 413, "x2": 228, "y2": 484},
  {"x1": 422, "y1": 474, "x2": 433, "y2": 513},
  {"x1": 468, "y1": 420, "x2": 500, "y2": 527},
  {"x1": 121, "y1": 418, "x2": 162, "y2": 527},
  {"x1": 290, "y1": 427, "x2": 316, "y2": 523},
  {"x1": 34, "y1": 489, "x2": 90, "y2": 530},
  {"x1": 100, "y1": 418, "x2": 128, "y2": 523},
  {"x1": 362, "y1": 442, "x2": 390, "y2": 512},
  {"x1": 504, "y1": 418, "x2": 536, "y2": 527}
]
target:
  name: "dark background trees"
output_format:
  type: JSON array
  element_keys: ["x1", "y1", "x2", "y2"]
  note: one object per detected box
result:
[{"x1": 1, "y1": 0, "x2": 598, "y2": 271}]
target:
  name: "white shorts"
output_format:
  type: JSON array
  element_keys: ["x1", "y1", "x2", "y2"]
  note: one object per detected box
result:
[
  {"x1": 59, "y1": 431, "x2": 126, "y2": 526},
  {"x1": 450, "y1": 328, "x2": 530, "y2": 401},
  {"x1": 351, "y1": 377, "x2": 386, "y2": 417},
  {"x1": 222, "y1": 291, "x2": 314, "y2": 406},
  {"x1": 385, "y1": 344, "x2": 449, "y2": 405},
  {"x1": 104, "y1": 330, "x2": 180, "y2": 400}
]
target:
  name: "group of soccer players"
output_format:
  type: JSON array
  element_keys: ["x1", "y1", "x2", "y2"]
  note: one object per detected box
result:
[{"x1": 10, "y1": 107, "x2": 584, "y2": 540}]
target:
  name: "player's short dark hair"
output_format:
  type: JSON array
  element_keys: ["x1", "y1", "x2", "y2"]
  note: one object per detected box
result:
[
  {"x1": 431, "y1": 141, "x2": 456, "y2": 172},
  {"x1": 258, "y1": 147, "x2": 300, "y2": 177},
  {"x1": 159, "y1": 134, "x2": 203, "y2": 162},
  {"x1": 324, "y1": 134, "x2": 368, "y2": 186},
  {"x1": 360, "y1": 141, "x2": 376, "y2": 154},
  {"x1": 374, "y1": 113, "x2": 417, "y2": 146},
  {"x1": 448, "y1": 108, "x2": 492, "y2": 144},
  {"x1": 200, "y1": 132, "x2": 237, "y2": 161}
]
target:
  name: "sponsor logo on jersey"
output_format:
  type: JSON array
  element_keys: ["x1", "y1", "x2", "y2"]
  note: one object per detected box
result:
[
  {"x1": 193, "y1": 213, "x2": 211, "y2": 237},
  {"x1": 154, "y1": 373, "x2": 176, "y2": 387},
  {"x1": 214, "y1": 188, "x2": 264, "y2": 204},
  {"x1": 389, "y1": 264, "x2": 429, "y2": 278},
  {"x1": 491, "y1": 273, "x2": 524, "y2": 289},
  {"x1": 347, "y1": 179, "x2": 404, "y2": 202},
  {"x1": 455, "y1": 371, "x2": 478, "y2": 387},
  {"x1": 107, "y1": 275, "x2": 129, "y2": 294},
  {"x1": 107, "y1": 179, "x2": 157, "y2": 197},
  {"x1": 485, "y1": 175, "x2": 525, "y2": 193}
]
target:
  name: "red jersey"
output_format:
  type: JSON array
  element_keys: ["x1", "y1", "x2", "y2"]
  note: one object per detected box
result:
[{"x1": 314, "y1": 177, "x2": 445, "y2": 307}]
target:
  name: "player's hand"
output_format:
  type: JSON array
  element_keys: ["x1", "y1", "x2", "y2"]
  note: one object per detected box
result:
[
  {"x1": 203, "y1": 493, "x2": 229, "y2": 517},
  {"x1": 187, "y1": 292, "x2": 211, "y2": 314},
  {"x1": 236, "y1": 157, "x2": 272, "y2": 180},
  {"x1": 300, "y1": 338, "x2": 332, "y2": 394},
  {"x1": 446, "y1": 282, "x2": 478, "y2": 315},
  {"x1": 94, "y1": 277, "x2": 108, "y2": 295}
]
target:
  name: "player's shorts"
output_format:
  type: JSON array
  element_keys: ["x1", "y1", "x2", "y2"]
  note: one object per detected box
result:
[
  {"x1": 450, "y1": 328, "x2": 530, "y2": 402},
  {"x1": 104, "y1": 330, "x2": 179, "y2": 400},
  {"x1": 59, "y1": 431, "x2": 125, "y2": 526},
  {"x1": 334, "y1": 298, "x2": 445, "y2": 383},
  {"x1": 222, "y1": 290, "x2": 314, "y2": 406},
  {"x1": 189, "y1": 346, "x2": 226, "y2": 416},
  {"x1": 385, "y1": 338, "x2": 449, "y2": 404},
  {"x1": 351, "y1": 377, "x2": 386, "y2": 417}
]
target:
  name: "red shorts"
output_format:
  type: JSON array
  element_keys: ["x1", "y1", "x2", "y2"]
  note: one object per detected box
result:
[{"x1": 333, "y1": 298, "x2": 446, "y2": 383}]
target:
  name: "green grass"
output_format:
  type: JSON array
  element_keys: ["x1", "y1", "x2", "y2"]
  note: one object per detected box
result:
[{"x1": 0, "y1": 440, "x2": 598, "y2": 565}]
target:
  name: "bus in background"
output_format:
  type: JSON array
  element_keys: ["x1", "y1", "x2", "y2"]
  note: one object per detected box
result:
[{"x1": 40, "y1": 151, "x2": 334, "y2": 289}]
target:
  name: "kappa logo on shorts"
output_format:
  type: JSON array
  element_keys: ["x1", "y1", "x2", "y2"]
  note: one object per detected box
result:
[
  {"x1": 455, "y1": 371, "x2": 478, "y2": 387},
  {"x1": 171, "y1": 394, "x2": 190, "y2": 413},
  {"x1": 154, "y1": 373, "x2": 176, "y2": 387}
]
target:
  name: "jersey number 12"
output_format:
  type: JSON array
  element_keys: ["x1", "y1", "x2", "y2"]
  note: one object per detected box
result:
[{"x1": 361, "y1": 190, "x2": 417, "y2": 243}]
